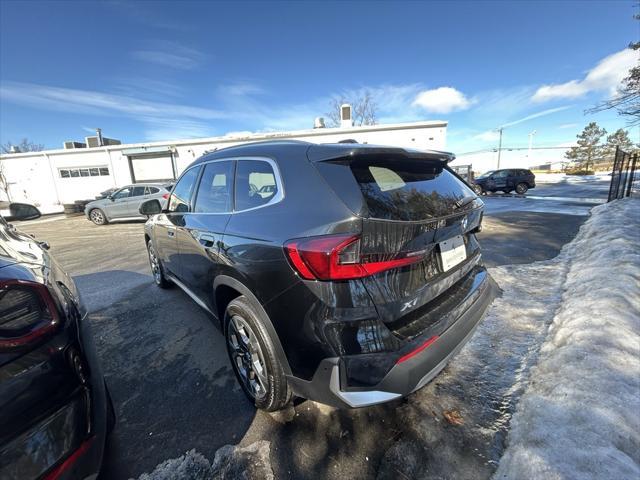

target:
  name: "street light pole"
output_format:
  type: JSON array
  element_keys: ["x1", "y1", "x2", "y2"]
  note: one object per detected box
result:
[{"x1": 496, "y1": 128, "x2": 503, "y2": 169}]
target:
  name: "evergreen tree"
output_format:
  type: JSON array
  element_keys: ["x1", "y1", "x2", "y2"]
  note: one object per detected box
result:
[
  {"x1": 604, "y1": 128, "x2": 635, "y2": 158},
  {"x1": 564, "y1": 123, "x2": 607, "y2": 172}
]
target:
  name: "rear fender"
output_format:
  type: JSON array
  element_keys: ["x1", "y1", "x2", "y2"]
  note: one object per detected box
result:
[{"x1": 213, "y1": 275, "x2": 292, "y2": 376}]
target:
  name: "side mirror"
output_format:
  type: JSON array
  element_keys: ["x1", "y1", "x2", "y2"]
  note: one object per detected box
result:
[
  {"x1": 139, "y1": 199, "x2": 162, "y2": 216},
  {"x1": 5, "y1": 203, "x2": 41, "y2": 222},
  {"x1": 108, "y1": 195, "x2": 115, "y2": 201}
]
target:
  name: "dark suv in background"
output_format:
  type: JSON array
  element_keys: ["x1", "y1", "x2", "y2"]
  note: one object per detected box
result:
[
  {"x1": 140, "y1": 141, "x2": 498, "y2": 411},
  {"x1": 472, "y1": 168, "x2": 536, "y2": 195}
]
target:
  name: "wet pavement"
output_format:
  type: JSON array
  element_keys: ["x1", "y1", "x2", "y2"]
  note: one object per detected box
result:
[{"x1": 16, "y1": 178, "x2": 605, "y2": 479}]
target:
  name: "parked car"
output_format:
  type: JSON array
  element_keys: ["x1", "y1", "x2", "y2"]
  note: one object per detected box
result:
[
  {"x1": 0, "y1": 203, "x2": 112, "y2": 479},
  {"x1": 472, "y1": 168, "x2": 536, "y2": 195},
  {"x1": 96, "y1": 187, "x2": 118, "y2": 200},
  {"x1": 140, "y1": 141, "x2": 498, "y2": 411},
  {"x1": 84, "y1": 183, "x2": 172, "y2": 225}
]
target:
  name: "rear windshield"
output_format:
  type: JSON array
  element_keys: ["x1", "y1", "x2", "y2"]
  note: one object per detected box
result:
[{"x1": 347, "y1": 158, "x2": 475, "y2": 221}]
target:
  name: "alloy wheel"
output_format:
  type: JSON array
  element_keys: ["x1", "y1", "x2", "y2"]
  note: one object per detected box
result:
[
  {"x1": 90, "y1": 209, "x2": 104, "y2": 224},
  {"x1": 227, "y1": 315, "x2": 269, "y2": 400},
  {"x1": 147, "y1": 243, "x2": 162, "y2": 284}
]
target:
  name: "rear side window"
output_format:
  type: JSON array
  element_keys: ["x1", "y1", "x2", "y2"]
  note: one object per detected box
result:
[
  {"x1": 235, "y1": 160, "x2": 279, "y2": 211},
  {"x1": 168, "y1": 167, "x2": 200, "y2": 212},
  {"x1": 131, "y1": 186, "x2": 146, "y2": 197},
  {"x1": 145, "y1": 186, "x2": 160, "y2": 195},
  {"x1": 347, "y1": 158, "x2": 474, "y2": 220},
  {"x1": 194, "y1": 161, "x2": 234, "y2": 213}
]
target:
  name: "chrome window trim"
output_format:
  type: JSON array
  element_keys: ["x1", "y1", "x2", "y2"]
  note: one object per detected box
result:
[{"x1": 171, "y1": 156, "x2": 284, "y2": 216}]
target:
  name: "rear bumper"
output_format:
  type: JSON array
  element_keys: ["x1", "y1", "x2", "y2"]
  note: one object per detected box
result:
[
  {"x1": 287, "y1": 268, "x2": 499, "y2": 408},
  {"x1": 0, "y1": 313, "x2": 108, "y2": 480}
]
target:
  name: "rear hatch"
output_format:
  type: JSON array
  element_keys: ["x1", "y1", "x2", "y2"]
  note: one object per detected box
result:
[{"x1": 313, "y1": 150, "x2": 484, "y2": 341}]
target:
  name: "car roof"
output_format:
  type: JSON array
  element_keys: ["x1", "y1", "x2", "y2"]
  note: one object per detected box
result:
[
  {"x1": 191, "y1": 140, "x2": 455, "y2": 166},
  {"x1": 125, "y1": 183, "x2": 170, "y2": 187}
]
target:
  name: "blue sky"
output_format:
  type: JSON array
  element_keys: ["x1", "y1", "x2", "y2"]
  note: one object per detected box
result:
[{"x1": 0, "y1": 0, "x2": 638, "y2": 153}]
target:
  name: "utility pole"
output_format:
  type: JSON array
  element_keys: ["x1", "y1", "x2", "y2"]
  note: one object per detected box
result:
[
  {"x1": 496, "y1": 127, "x2": 503, "y2": 169},
  {"x1": 527, "y1": 130, "x2": 537, "y2": 158}
]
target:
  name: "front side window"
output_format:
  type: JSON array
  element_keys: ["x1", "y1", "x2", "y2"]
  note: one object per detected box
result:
[
  {"x1": 235, "y1": 160, "x2": 278, "y2": 211},
  {"x1": 168, "y1": 166, "x2": 200, "y2": 212},
  {"x1": 193, "y1": 161, "x2": 234, "y2": 213},
  {"x1": 493, "y1": 170, "x2": 508, "y2": 178},
  {"x1": 112, "y1": 187, "x2": 131, "y2": 200}
]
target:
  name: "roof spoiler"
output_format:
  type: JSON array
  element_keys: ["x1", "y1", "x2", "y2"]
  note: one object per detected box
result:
[{"x1": 307, "y1": 144, "x2": 455, "y2": 164}]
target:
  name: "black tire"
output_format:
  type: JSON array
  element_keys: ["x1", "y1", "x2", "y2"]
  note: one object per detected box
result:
[
  {"x1": 225, "y1": 296, "x2": 291, "y2": 411},
  {"x1": 472, "y1": 184, "x2": 483, "y2": 195},
  {"x1": 515, "y1": 183, "x2": 529, "y2": 195},
  {"x1": 89, "y1": 208, "x2": 108, "y2": 225},
  {"x1": 146, "y1": 240, "x2": 171, "y2": 288}
]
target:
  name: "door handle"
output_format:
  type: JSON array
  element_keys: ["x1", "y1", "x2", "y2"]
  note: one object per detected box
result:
[
  {"x1": 167, "y1": 229, "x2": 175, "y2": 237},
  {"x1": 199, "y1": 233, "x2": 215, "y2": 248}
]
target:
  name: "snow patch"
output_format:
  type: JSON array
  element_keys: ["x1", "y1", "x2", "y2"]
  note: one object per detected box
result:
[
  {"x1": 134, "y1": 441, "x2": 273, "y2": 480},
  {"x1": 534, "y1": 173, "x2": 611, "y2": 184},
  {"x1": 494, "y1": 198, "x2": 640, "y2": 480}
]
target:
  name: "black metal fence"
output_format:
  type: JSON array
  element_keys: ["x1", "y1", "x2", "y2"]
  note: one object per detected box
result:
[{"x1": 608, "y1": 147, "x2": 639, "y2": 202}]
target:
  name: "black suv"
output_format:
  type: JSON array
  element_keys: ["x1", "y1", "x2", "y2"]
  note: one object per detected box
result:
[
  {"x1": 140, "y1": 141, "x2": 498, "y2": 411},
  {"x1": 472, "y1": 168, "x2": 536, "y2": 195},
  {"x1": 0, "y1": 204, "x2": 112, "y2": 479}
]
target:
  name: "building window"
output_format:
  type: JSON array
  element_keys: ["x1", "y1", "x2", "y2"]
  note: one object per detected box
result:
[{"x1": 59, "y1": 166, "x2": 110, "y2": 178}]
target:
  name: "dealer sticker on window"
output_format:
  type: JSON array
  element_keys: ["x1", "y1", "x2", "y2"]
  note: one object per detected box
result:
[{"x1": 439, "y1": 235, "x2": 467, "y2": 272}]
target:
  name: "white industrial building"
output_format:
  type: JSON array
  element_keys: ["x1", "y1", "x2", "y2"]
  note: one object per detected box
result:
[{"x1": 0, "y1": 116, "x2": 447, "y2": 214}]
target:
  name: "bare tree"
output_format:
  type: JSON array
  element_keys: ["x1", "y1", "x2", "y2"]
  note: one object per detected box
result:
[
  {"x1": 1, "y1": 138, "x2": 45, "y2": 154},
  {"x1": 587, "y1": 10, "x2": 640, "y2": 125},
  {"x1": 0, "y1": 161, "x2": 10, "y2": 201},
  {"x1": 325, "y1": 91, "x2": 378, "y2": 127}
]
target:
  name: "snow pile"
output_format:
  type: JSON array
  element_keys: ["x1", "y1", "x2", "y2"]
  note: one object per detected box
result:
[
  {"x1": 379, "y1": 257, "x2": 570, "y2": 479},
  {"x1": 534, "y1": 173, "x2": 611, "y2": 183},
  {"x1": 134, "y1": 441, "x2": 273, "y2": 480},
  {"x1": 495, "y1": 198, "x2": 640, "y2": 480}
]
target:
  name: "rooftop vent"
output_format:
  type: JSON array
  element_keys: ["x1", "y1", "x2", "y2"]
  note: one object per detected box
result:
[
  {"x1": 85, "y1": 136, "x2": 121, "y2": 148},
  {"x1": 340, "y1": 104, "x2": 353, "y2": 128},
  {"x1": 63, "y1": 141, "x2": 87, "y2": 149},
  {"x1": 314, "y1": 117, "x2": 326, "y2": 129}
]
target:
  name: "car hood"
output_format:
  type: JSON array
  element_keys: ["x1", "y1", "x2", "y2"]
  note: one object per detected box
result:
[{"x1": 85, "y1": 198, "x2": 110, "y2": 209}]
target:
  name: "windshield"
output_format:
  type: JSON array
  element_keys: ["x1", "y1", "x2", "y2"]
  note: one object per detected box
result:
[{"x1": 477, "y1": 170, "x2": 495, "y2": 179}]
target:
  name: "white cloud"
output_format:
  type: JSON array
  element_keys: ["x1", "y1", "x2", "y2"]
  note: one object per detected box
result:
[
  {"x1": 558, "y1": 123, "x2": 579, "y2": 129},
  {"x1": 0, "y1": 82, "x2": 225, "y2": 141},
  {"x1": 412, "y1": 87, "x2": 473, "y2": 114},
  {"x1": 473, "y1": 130, "x2": 500, "y2": 142},
  {"x1": 500, "y1": 106, "x2": 572, "y2": 128},
  {"x1": 131, "y1": 41, "x2": 206, "y2": 69},
  {"x1": 532, "y1": 49, "x2": 638, "y2": 102},
  {"x1": 218, "y1": 82, "x2": 264, "y2": 97}
]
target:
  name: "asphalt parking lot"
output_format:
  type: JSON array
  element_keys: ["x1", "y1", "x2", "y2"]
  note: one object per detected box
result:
[{"x1": 16, "y1": 179, "x2": 607, "y2": 479}]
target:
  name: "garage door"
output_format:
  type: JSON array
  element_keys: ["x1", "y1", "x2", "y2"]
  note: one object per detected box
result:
[{"x1": 129, "y1": 154, "x2": 176, "y2": 182}]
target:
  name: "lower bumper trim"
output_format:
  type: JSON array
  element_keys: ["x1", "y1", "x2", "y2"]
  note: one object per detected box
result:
[{"x1": 328, "y1": 366, "x2": 401, "y2": 408}]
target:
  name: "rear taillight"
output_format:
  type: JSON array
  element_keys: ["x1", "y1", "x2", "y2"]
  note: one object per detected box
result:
[
  {"x1": 162, "y1": 193, "x2": 170, "y2": 200},
  {"x1": 284, "y1": 234, "x2": 423, "y2": 281},
  {"x1": 0, "y1": 280, "x2": 60, "y2": 350}
]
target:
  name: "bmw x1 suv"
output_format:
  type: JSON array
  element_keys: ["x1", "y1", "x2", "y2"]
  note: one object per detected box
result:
[{"x1": 140, "y1": 141, "x2": 498, "y2": 411}]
